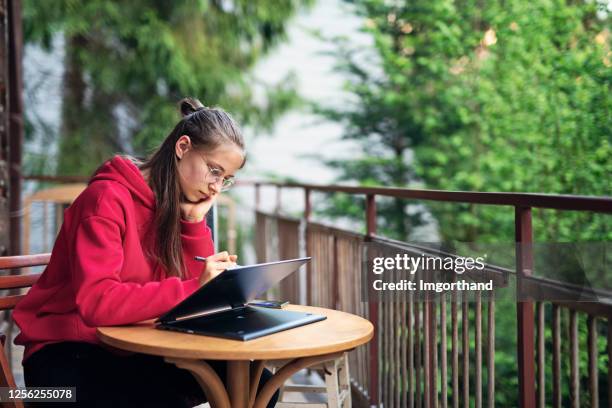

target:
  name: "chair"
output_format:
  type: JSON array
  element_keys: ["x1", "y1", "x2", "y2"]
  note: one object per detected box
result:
[
  {"x1": 269, "y1": 352, "x2": 352, "y2": 408},
  {"x1": 22, "y1": 183, "x2": 88, "y2": 254},
  {"x1": 0, "y1": 253, "x2": 48, "y2": 408}
]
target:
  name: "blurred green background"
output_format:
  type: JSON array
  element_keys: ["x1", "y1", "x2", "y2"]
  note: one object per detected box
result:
[{"x1": 20, "y1": 1, "x2": 611, "y2": 405}]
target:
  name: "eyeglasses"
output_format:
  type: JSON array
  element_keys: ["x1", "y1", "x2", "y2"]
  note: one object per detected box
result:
[{"x1": 197, "y1": 154, "x2": 235, "y2": 191}]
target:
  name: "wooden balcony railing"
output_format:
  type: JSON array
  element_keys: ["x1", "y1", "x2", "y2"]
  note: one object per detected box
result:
[
  {"x1": 12, "y1": 175, "x2": 612, "y2": 407},
  {"x1": 246, "y1": 180, "x2": 612, "y2": 408}
]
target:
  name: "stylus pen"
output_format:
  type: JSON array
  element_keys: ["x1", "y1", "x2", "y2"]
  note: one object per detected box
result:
[{"x1": 194, "y1": 255, "x2": 241, "y2": 269}]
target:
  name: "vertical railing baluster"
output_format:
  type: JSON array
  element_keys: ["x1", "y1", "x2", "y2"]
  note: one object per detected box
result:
[
  {"x1": 377, "y1": 278, "x2": 382, "y2": 405},
  {"x1": 308, "y1": 224, "x2": 314, "y2": 299},
  {"x1": 515, "y1": 206, "x2": 536, "y2": 408},
  {"x1": 304, "y1": 188, "x2": 312, "y2": 307},
  {"x1": 305, "y1": 227, "x2": 312, "y2": 301},
  {"x1": 462, "y1": 297, "x2": 469, "y2": 408},
  {"x1": 552, "y1": 304, "x2": 561, "y2": 408},
  {"x1": 389, "y1": 264, "x2": 395, "y2": 407},
  {"x1": 389, "y1": 270, "x2": 394, "y2": 407},
  {"x1": 587, "y1": 315, "x2": 598, "y2": 408},
  {"x1": 487, "y1": 292, "x2": 495, "y2": 408},
  {"x1": 400, "y1": 274, "x2": 406, "y2": 407},
  {"x1": 432, "y1": 300, "x2": 438, "y2": 408},
  {"x1": 424, "y1": 296, "x2": 431, "y2": 408},
  {"x1": 383, "y1": 276, "x2": 389, "y2": 408},
  {"x1": 393, "y1": 264, "x2": 401, "y2": 408},
  {"x1": 415, "y1": 299, "x2": 422, "y2": 408},
  {"x1": 328, "y1": 232, "x2": 333, "y2": 307},
  {"x1": 608, "y1": 319, "x2": 611, "y2": 408},
  {"x1": 332, "y1": 235, "x2": 339, "y2": 310},
  {"x1": 396, "y1": 268, "x2": 402, "y2": 408},
  {"x1": 358, "y1": 238, "x2": 367, "y2": 393},
  {"x1": 401, "y1": 280, "x2": 408, "y2": 408},
  {"x1": 408, "y1": 290, "x2": 414, "y2": 408},
  {"x1": 452, "y1": 292, "x2": 459, "y2": 408},
  {"x1": 537, "y1": 302, "x2": 545, "y2": 408},
  {"x1": 365, "y1": 194, "x2": 380, "y2": 406},
  {"x1": 570, "y1": 310, "x2": 579, "y2": 408},
  {"x1": 441, "y1": 295, "x2": 448, "y2": 408},
  {"x1": 476, "y1": 291, "x2": 482, "y2": 408}
]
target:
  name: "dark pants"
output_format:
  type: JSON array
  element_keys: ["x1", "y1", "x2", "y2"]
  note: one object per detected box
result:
[{"x1": 23, "y1": 341, "x2": 278, "y2": 407}]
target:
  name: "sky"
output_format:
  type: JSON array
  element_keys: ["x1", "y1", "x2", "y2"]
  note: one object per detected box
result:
[{"x1": 235, "y1": 0, "x2": 371, "y2": 216}]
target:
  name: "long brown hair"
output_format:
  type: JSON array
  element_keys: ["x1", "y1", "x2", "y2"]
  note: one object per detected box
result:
[{"x1": 138, "y1": 97, "x2": 245, "y2": 279}]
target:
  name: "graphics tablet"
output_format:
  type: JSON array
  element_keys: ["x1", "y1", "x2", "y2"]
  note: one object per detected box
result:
[{"x1": 155, "y1": 257, "x2": 326, "y2": 340}]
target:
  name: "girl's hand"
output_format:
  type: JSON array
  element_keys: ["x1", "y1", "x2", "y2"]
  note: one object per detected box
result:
[
  {"x1": 199, "y1": 251, "x2": 238, "y2": 286},
  {"x1": 180, "y1": 193, "x2": 218, "y2": 222}
]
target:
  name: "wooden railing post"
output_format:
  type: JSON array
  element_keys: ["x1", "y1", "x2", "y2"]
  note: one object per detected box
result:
[
  {"x1": 304, "y1": 188, "x2": 311, "y2": 306},
  {"x1": 333, "y1": 234, "x2": 339, "y2": 310},
  {"x1": 515, "y1": 206, "x2": 536, "y2": 408},
  {"x1": 255, "y1": 183, "x2": 260, "y2": 212},
  {"x1": 365, "y1": 194, "x2": 380, "y2": 406},
  {"x1": 366, "y1": 194, "x2": 376, "y2": 238},
  {"x1": 7, "y1": 0, "x2": 24, "y2": 261},
  {"x1": 275, "y1": 185, "x2": 282, "y2": 213},
  {"x1": 304, "y1": 188, "x2": 311, "y2": 221}
]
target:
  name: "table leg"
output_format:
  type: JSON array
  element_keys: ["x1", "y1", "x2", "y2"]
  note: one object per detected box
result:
[
  {"x1": 169, "y1": 352, "x2": 346, "y2": 408},
  {"x1": 249, "y1": 360, "x2": 266, "y2": 407},
  {"x1": 252, "y1": 351, "x2": 344, "y2": 408},
  {"x1": 165, "y1": 357, "x2": 230, "y2": 408},
  {"x1": 227, "y1": 360, "x2": 250, "y2": 408}
]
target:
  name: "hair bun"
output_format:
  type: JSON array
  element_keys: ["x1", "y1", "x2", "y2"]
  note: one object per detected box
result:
[{"x1": 179, "y1": 97, "x2": 205, "y2": 117}]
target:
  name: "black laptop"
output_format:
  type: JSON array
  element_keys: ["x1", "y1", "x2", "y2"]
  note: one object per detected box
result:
[{"x1": 155, "y1": 257, "x2": 326, "y2": 340}]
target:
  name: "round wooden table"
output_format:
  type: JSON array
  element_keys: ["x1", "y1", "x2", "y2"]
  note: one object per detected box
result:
[{"x1": 97, "y1": 305, "x2": 373, "y2": 408}]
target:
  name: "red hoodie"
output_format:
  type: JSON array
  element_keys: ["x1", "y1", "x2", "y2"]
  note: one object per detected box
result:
[{"x1": 14, "y1": 155, "x2": 215, "y2": 361}]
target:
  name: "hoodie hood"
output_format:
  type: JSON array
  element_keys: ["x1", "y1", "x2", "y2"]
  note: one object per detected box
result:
[
  {"x1": 13, "y1": 154, "x2": 214, "y2": 362},
  {"x1": 89, "y1": 155, "x2": 155, "y2": 210}
]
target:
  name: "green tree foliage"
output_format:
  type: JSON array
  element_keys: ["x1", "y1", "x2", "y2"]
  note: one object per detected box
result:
[
  {"x1": 24, "y1": 0, "x2": 311, "y2": 175},
  {"x1": 316, "y1": 1, "x2": 611, "y2": 405},
  {"x1": 315, "y1": 0, "x2": 611, "y2": 243}
]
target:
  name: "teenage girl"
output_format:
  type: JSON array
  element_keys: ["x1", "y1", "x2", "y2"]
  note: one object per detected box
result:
[{"x1": 13, "y1": 97, "x2": 279, "y2": 407}]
